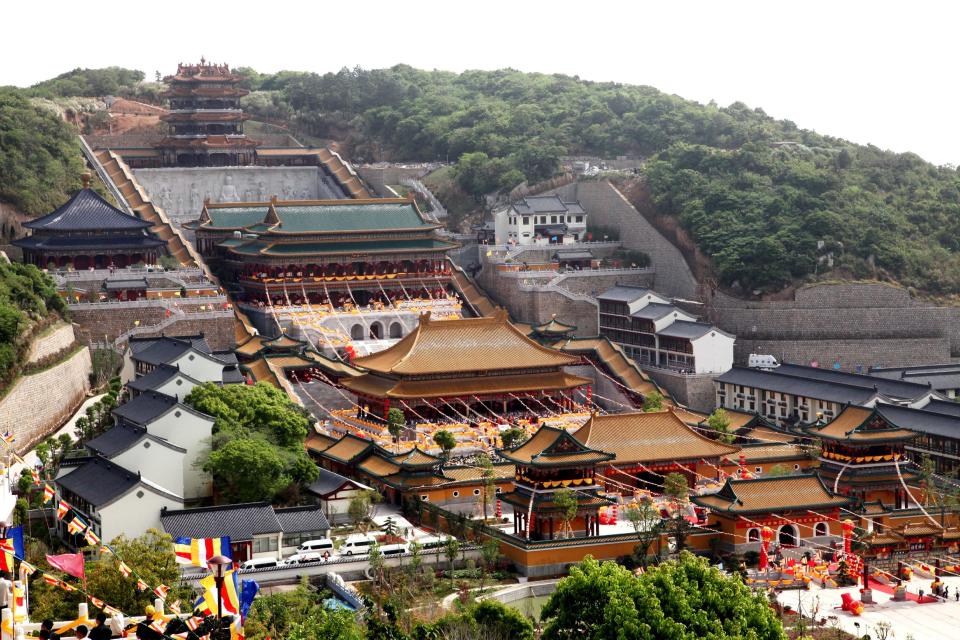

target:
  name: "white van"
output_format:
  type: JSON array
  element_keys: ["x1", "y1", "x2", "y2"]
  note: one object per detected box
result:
[
  {"x1": 341, "y1": 534, "x2": 376, "y2": 556},
  {"x1": 748, "y1": 354, "x2": 780, "y2": 369},
  {"x1": 416, "y1": 534, "x2": 452, "y2": 551},
  {"x1": 379, "y1": 542, "x2": 408, "y2": 556},
  {"x1": 297, "y1": 538, "x2": 335, "y2": 554},
  {"x1": 239, "y1": 557, "x2": 279, "y2": 572}
]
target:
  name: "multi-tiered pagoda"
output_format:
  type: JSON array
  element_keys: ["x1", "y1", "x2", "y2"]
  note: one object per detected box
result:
[{"x1": 156, "y1": 59, "x2": 256, "y2": 167}]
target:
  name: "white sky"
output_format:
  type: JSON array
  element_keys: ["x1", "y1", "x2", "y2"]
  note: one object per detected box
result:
[{"x1": 5, "y1": 0, "x2": 960, "y2": 165}]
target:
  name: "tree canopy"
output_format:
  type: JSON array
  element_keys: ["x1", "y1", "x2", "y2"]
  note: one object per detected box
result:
[
  {"x1": 540, "y1": 554, "x2": 786, "y2": 640},
  {"x1": 0, "y1": 89, "x2": 86, "y2": 215},
  {"x1": 26, "y1": 67, "x2": 145, "y2": 98},
  {"x1": 185, "y1": 382, "x2": 318, "y2": 503}
]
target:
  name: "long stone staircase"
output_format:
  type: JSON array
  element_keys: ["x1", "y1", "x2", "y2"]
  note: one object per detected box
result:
[{"x1": 90, "y1": 148, "x2": 200, "y2": 268}]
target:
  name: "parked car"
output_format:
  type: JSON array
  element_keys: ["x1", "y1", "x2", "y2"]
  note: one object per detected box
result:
[
  {"x1": 341, "y1": 534, "x2": 376, "y2": 556},
  {"x1": 239, "y1": 557, "x2": 279, "y2": 572},
  {"x1": 284, "y1": 551, "x2": 323, "y2": 564},
  {"x1": 297, "y1": 538, "x2": 335, "y2": 554},
  {"x1": 379, "y1": 542, "x2": 409, "y2": 556}
]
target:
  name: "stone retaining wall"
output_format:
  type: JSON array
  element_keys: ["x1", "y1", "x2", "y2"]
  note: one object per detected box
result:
[
  {"x1": 0, "y1": 347, "x2": 91, "y2": 449},
  {"x1": 69, "y1": 306, "x2": 235, "y2": 350},
  {"x1": 644, "y1": 369, "x2": 718, "y2": 412},
  {"x1": 27, "y1": 324, "x2": 76, "y2": 364},
  {"x1": 549, "y1": 180, "x2": 699, "y2": 299}
]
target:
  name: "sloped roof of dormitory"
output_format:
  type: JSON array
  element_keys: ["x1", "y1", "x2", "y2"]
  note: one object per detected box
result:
[
  {"x1": 657, "y1": 320, "x2": 731, "y2": 340},
  {"x1": 596, "y1": 285, "x2": 657, "y2": 303},
  {"x1": 510, "y1": 195, "x2": 585, "y2": 215},
  {"x1": 86, "y1": 421, "x2": 186, "y2": 457},
  {"x1": 716, "y1": 363, "x2": 933, "y2": 405},
  {"x1": 130, "y1": 334, "x2": 211, "y2": 357},
  {"x1": 112, "y1": 392, "x2": 211, "y2": 427},
  {"x1": 126, "y1": 364, "x2": 201, "y2": 393},
  {"x1": 58, "y1": 455, "x2": 181, "y2": 507},
  {"x1": 161, "y1": 502, "x2": 329, "y2": 541},
  {"x1": 23, "y1": 188, "x2": 152, "y2": 231},
  {"x1": 629, "y1": 302, "x2": 680, "y2": 320},
  {"x1": 870, "y1": 363, "x2": 960, "y2": 391}
]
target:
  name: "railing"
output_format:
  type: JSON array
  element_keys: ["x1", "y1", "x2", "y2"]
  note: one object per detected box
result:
[
  {"x1": 78, "y1": 136, "x2": 134, "y2": 215},
  {"x1": 401, "y1": 178, "x2": 447, "y2": 220},
  {"x1": 68, "y1": 295, "x2": 228, "y2": 310}
]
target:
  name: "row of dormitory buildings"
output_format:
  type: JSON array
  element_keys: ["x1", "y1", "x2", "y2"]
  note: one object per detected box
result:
[
  {"x1": 50, "y1": 333, "x2": 366, "y2": 563},
  {"x1": 715, "y1": 362, "x2": 960, "y2": 476}
]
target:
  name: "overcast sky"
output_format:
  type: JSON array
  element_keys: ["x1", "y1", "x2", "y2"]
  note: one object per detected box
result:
[{"x1": 5, "y1": 1, "x2": 959, "y2": 165}]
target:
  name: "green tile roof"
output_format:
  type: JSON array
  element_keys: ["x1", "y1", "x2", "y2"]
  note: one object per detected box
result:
[
  {"x1": 206, "y1": 207, "x2": 269, "y2": 229},
  {"x1": 272, "y1": 203, "x2": 429, "y2": 233},
  {"x1": 260, "y1": 238, "x2": 456, "y2": 256},
  {"x1": 204, "y1": 203, "x2": 432, "y2": 233}
]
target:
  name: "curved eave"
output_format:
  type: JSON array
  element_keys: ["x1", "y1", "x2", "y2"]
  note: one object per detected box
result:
[{"x1": 261, "y1": 224, "x2": 444, "y2": 236}]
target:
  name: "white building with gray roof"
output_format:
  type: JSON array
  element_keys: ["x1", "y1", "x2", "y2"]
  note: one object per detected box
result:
[{"x1": 493, "y1": 194, "x2": 587, "y2": 245}]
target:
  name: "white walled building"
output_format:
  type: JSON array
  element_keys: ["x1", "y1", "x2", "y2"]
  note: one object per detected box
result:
[
  {"x1": 127, "y1": 334, "x2": 244, "y2": 385},
  {"x1": 127, "y1": 364, "x2": 203, "y2": 399},
  {"x1": 55, "y1": 456, "x2": 184, "y2": 544},
  {"x1": 110, "y1": 392, "x2": 214, "y2": 501},
  {"x1": 306, "y1": 467, "x2": 373, "y2": 525},
  {"x1": 493, "y1": 195, "x2": 587, "y2": 245},
  {"x1": 597, "y1": 286, "x2": 734, "y2": 375}
]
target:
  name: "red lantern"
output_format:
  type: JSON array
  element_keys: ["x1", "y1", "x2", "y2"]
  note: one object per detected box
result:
[
  {"x1": 496, "y1": 499, "x2": 502, "y2": 519},
  {"x1": 842, "y1": 519, "x2": 854, "y2": 554}
]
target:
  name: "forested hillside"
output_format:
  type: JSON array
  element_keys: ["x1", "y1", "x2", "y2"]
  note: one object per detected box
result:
[{"x1": 237, "y1": 65, "x2": 960, "y2": 295}]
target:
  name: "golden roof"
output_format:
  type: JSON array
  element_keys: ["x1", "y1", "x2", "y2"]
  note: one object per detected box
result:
[
  {"x1": 305, "y1": 432, "x2": 337, "y2": 454},
  {"x1": 341, "y1": 370, "x2": 590, "y2": 399},
  {"x1": 357, "y1": 455, "x2": 402, "y2": 478},
  {"x1": 724, "y1": 409, "x2": 763, "y2": 431},
  {"x1": 899, "y1": 522, "x2": 943, "y2": 537},
  {"x1": 672, "y1": 406, "x2": 709, "y2": 427},
  {"x1": 499, "y1": 425, "x2": 615, "y2": 467},
  {"x1": 573, "y1": 410, "x2": 740, "y2": 464},
  {"x1": 533, "y1": 314, "x2": 577, "y2": 335},
  {"x1": 551, "y1": 337, "x2": 664, "y2": 399},
  {"x1": 808, "y1": 406, "x2": 917, "y2": 442},
  {"x1": 321, "y1": 434, "x2": 374, "y2": 463},
  {"x1": 352, "y1": 309, "x2": 578, "y2": 376},
  {"x1": 722, "y1": 444, "x2": 807, "y2": 463},
  {"x1": 740, "y1": 426, "x2": 794, "y2": 444},
  {"x1": 242, "y1": 359, "x2": 279, "y2": 387},
  {"x1": 693, "y1": 475, "x2": 853, "y2": 514},
  {"x1": 391, "y1": 448, "x2": 442, "y2": 468},
  {"x1": 442, "y1": 464, "x2": 515, "y2": 483},
  {"x1": 235, "y1": 335, "x2": 268, "y2": 356}
]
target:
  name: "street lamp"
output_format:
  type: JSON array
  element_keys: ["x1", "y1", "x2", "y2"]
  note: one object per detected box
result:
[{"x1": 206, "y1": 555, "x2": 232, "y2": 639}]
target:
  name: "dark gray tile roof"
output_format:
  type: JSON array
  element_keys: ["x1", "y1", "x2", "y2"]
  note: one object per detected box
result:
[
  {"x1": 13, "y1": 235, "x2": 164, "y2": 251},
  {"x1": 870, "y1": 364, "x2": 960, "y2": 391},
  {"x1": 56, "y1": 456, "x2": 141, "y2": 507},
  {"x1": 22, "y1": 189, "x2": 152, "y2": 231},
  {"x1": 104, "y1": 278, "x2": 149, "y2": 291},
  {"x1": 630, "y1": 302, "x2": 677, "y2": 321},
  {"x1": 86, "y1": 423, "x2": 147, "y2": 457},
  {"x1": 112, "y1": 392, "x2": 178, "y2": 426},
  {"x1": 716, "y1": 367, "x2": 880, "y2": 405},
  {"x1": 307, "y1": 467, "x2": 369, "y2": 496},
  {"x1": 222, "y1": 367, "x2": 245, "y2": 384},
  {"x1": 127, "y1": 364, "x2": 183, "y2": 392},
  {"x1": 773, "y1": 363, "x2": 930, "y2": 399},
  {"x1": 511, "y1": 195, "x2": 574, "y2": 215},
  {"x1": 657, "y1": 320, "x2": 715, "y2": 340},
  {"x1": 553, "y1": 249, "x2": 593, "y2": 261},
  {"x1": 274, "y1": 505, "x2": 330, "y2": 533},
  {"x1": 129, "y1": 334, "x2": 212, "y2": 356},
  {"x1": 161, "y1": 502, "x2": 281, "y2": 541},
  {"x1": 918, "y1": 399, "x2": 960, "y2": 418},
  {"x1": 213, "y1": 351, "x2": 239, "y2": 365},
  {"x1": 596, "y1": 286, "x2": 652, "y2": 303},
  {"x1": 876, "y1": 404, "x2": 960, "y2": 439}
]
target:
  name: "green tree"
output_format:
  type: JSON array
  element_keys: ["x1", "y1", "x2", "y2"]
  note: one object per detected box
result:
[
  {"x1": 624, "y1": 497, "x2": 664, "y2": 566},
  {"x1": 919, "y1": 453, "x2": 937, "y2": 506},
  {"x1": 381, "y1": 516, "x2": 399, "y2": 538},
  {"x1": 444, "y1": 536, "x2": 461, "y2": 584},
  {"x1": 245, "y1": 578, "x2": 363, "y2": 640},
  {"x1": 479, "y1": 537, "x2": 500, "y2": 590},
  {"x1": 553, "y1": 488, "x2": 579, "y2": 539},
  {"x1": 500, "y1": 427, "x2": 527, "y2": 449},
  {"x1": 662, "y1": 472, "x2": 689, "y2": 504},
  {"x1": 28, "y1": 529, "x2": 193, "y2": 621},
  {"x1": 347, "y1": 489, "x2": 381, "y2": 535},
  {"x1": 433, "y1": 429, "x2": 457, "y2": 458},
  {"x1": 642, "y1": 391, "x2": 663, "y2": 412},
  {"x1": 707, "y1": 408, "x2": 734, "y2": 444},
  {"x1": 186, "y1": 382, "x2": 318, "y2": 502},
  {"x1": 476, "y1": 452, "x2": 496, "y2": 521},
  {"x1": 541, "y1": 554, "x2": 786, "y2": 640},
  {"x1": 386, "y1": 407, "x2": 405, "y2": 451}
]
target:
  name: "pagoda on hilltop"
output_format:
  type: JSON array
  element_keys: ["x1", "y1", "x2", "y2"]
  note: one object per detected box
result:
[{"x1": 156, "y1": 59, "x2": 257, "y2": 167}]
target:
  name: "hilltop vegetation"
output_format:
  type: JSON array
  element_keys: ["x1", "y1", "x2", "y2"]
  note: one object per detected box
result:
[
  {"x1": 0, "y1": 89, "x2": 86, "y2": 215},
  {"x1": 25, "y1": 66, "x2": 145, "y2": 99},
  {"x1": 237, "y1": 65, "x2": 960, "y2": 295}
]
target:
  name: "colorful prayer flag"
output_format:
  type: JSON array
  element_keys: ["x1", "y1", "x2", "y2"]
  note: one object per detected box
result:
[
  {"x1": 174, "y1": 536, "x2": 232, "y2": 567},
  {"x1": 186, "y1": 617, "x2": 201, "y2": 631},
  {"x1": 30, "y1": 469, "x2": 40, "y2": 485},
  {"x1": 117, "y1": 562, "x2": 131, "y2": 577},
  {"x1": 42, "y1": 484, "x2": 55, "y2": 503},
  {"x1": 84, "y1": 528, "x2": 101, "y2": 546},
  {"x1": 198, "y1": 569, "x2": 240, "y2": 615},
  {"x1": 66, "y1": 517, "x2": 87, "y2": 536},
  {"x1": 46, "y1": 552, "x2": 85, "y2": 579},
  {"x1": 19, "y1": 561, "x2": 36, "y2": 576},
  {"x1": 154, "y1": 583, "x2": 170, "y2": 599},
  {"x1": 2, "y1": 431, "x2": 15, "y2": 444},
  {"x1": 89, "y1": 596, "x2": 104, "y2": 609},
  {"x1": 136, "y1": 578, "x2": 149, "y2": 592},
  {"x1": 56, "y1": 500, "x2": 69, "y2": 520},
  {"x1": 149, "y1": 619, "x2": 165, "y2": 634},
  {"x1": 0, "y1": 539, "x2": 14, "y2": 573},
  {"x1": 99, "y1": 545, "x2": 112, "y2": 556},
  {"x1": 169, "y1": 600, "x2": 181, "y2": 615},
  {"x1": 42, "y1": 574, "x2": 61, "y2": 587},
  {"x1": 60, "y1": 582, "x2": 76, "y2": 592},
  {"x1": 103, "y1": 605, "x2": 121, "y2": 617}
]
